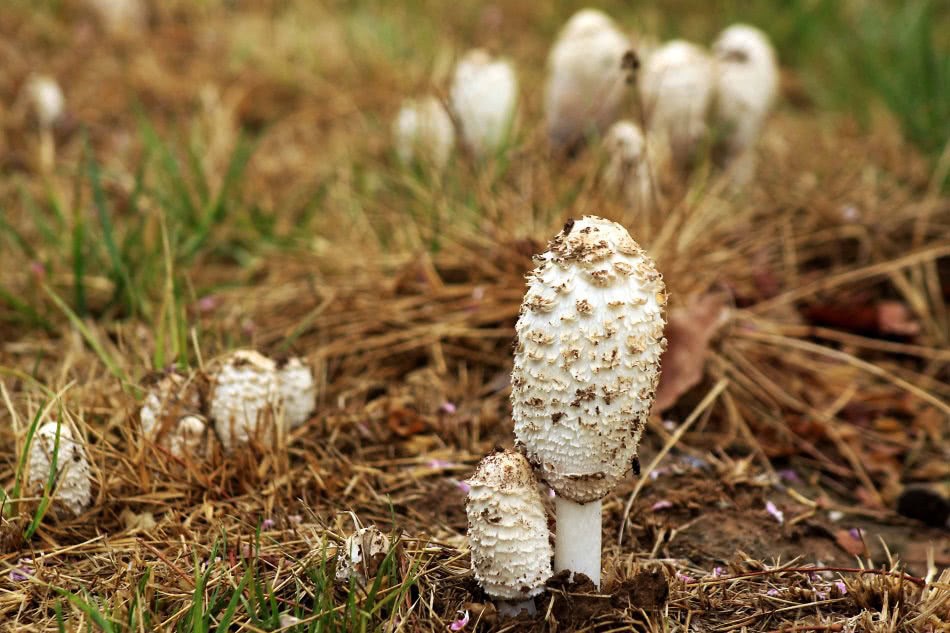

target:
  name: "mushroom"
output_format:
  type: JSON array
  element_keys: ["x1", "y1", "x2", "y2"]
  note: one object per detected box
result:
[
  {"x1": 335, "y1": 525, "x2": 392, "y2": 585},
  {"x1": 24, "y1": 75, "x2": 64, "y2": 172},
  {"x1": 602, "y1": 120, "x2": 657, "y2": 213},
  {"x1": 276, "y1": 356, "x2": 316, "y2": 429},
  {"x1": 392, "y1": 95, "x2": 455, "y2": 170},
  {"x1": 639, "y1": 40, "x2": 714, "y2": 172},
  {"x1": 466, "y1": 449, "x2": 553, "y2": 610},
  {"x1": 139, "y1": 371, "x2": 209, "y2": 458},
  {"x1": 711, "y1": 24, "x2": 779, "y2": 184},
  {"x1": 511, "y1": 216, "x2": 667, "y2": 587},
  {"x1": 209, "y1": 350, "x2": 280, "y2": 451},
  {"x1": 28, "y1": 421, "x2": 93, "y2": 518},
  {"x1": 449, "y1": 49, "x2": 518, "y2": 158},
  {"x1": 544, "y1": 8, "x2": 632, "y2": 153}
]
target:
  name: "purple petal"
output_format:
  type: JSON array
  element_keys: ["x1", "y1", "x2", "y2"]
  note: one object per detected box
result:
[
  {"x1": 713, "y1": 566, "x2": 725, "y2": 578},
  {"x1": 439, "y1": 402, "x2": 457, "y2": 414},
  {"x1": 849, "y1": 528, "x2": 862, "y2": 540},
  {"x1": 261, "y1": 518, "x2": 275, "y2": 529},
  {"x1": 449, "y1": 610, "x2": 470, "y2": 631},
  {"x1": 766, "y1": 588, "x2": 779, "y2": 596},
  {"x1": 427, "y1": 459, "x2": 454, "y2": 470},
  {"x1": 455, "y1": 480, "x2": 471, "y2": 494},
  {"x1": 675, "y1": 573, "x2": 693, "y2": 583},
  {"x1": 835, "y1": 581, "x2": 848, "y2": 595},
  {"x1": 777, "y1": 469, "x2": 800, "y2": 482},
  {"x1": 8, "y1": 568, "x2": 30, "y2": 582},
  {"x1": 765, "y1": 501, "x2": 784, "y2": 524},
  {"x1": 651, "y1": 500, "x2": 673, "y2": 512}
]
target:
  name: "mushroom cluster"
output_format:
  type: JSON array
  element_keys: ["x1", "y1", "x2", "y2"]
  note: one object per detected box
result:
[
  {"x1": 140, "y1": 349, "x2": 317, "y2": 456},
  {"x1": 466, "y1": 215, "x2": 666, "y2": 601}
]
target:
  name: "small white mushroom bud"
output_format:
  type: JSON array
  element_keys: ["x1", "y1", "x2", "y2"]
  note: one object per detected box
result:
[
  {"x1": 140, "y1": 371, "x2": 209, "y2": 458},
  {"x1": 25, "y1": 75, "x2": 65, "y2": 129},
  {"x1": 639, "y1": 40, "x2": 714, "y2": 171},
  {"x1": 511, "y1": 216, "x2": 667, "y2": 587},
  {"x1": 335, "y1": 525, "x2": 391, "y2": 585},
  {"x1": 209, "y1": 350, "x2": 280, "y2": 451},
  {"x1": 711, "y1": 24, "x2": 779, "y2": 182},
  {"x1": 449, "y1": 49, "x2": 518, "y2": 158},
  {"x1": 545, "y1": 9, "x2": 632, "y2": 152},
  {"x1": 276, "y1": 357, "x2": 316, "y2": 429},
  {"x1": 466, "y1": 450, "x2": 553, "y2": 601},
  {"x1": 392, "y1": 96, "x2": 455, "y2": 170},
  {"x1": 602, "y1": 120, "x2": 656, "y2": 212},
  {"x1": 28, "y1": 421, "x2": 93, "y2": 518}
]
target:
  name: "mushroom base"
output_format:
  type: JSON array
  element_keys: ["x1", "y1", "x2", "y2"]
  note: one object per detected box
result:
[{"x1": 554, "y1": 496, "x2": 602, "y2": 588}]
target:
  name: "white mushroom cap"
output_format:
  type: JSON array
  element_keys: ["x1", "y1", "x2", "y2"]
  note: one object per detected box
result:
[
  {"x1": 335, "y1": 526, "x2": 391, "y2": 584},
  {"x1": 545, "y1": 9, "x2": 631, "y2": 151},
  {"x1": 711, "y1": 24, "x2": 779, "y2": 158},
  {"x1": 466, "y1": 450, "x2": 553, "y2": 600},
  {"x1": 276, "y1": 357, "x2": 316, "y2": 429},
  {"x1": 209, "y1": 350, "x2": 280, "y2": 451},
  {"x1": 602, "y1": 120, "x2": 656, "y2": 210},
  {"x1": 511, "y1": 217, "x2": 667, "y2": 503},
  {"x1": 449, "y1": 49, "x2": 518, "y2": 158},
  {"x1": 28, "y1": 421, "x2": 93, "y2": 517},
  {"x1": 639, "y1": 40, "x2": 714, "y2": 169},
  {"x1": 25, "y1": 75, "x2": 65, "y2": 129},
  {"x1": 140, "y1": 371, "x2": 208, "y2": 458},
  {"x1": 392, "y1": 96, "x2": 455, "y2": 169}
]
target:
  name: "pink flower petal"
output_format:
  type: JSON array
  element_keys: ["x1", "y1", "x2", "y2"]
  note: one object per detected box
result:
[
  {"x1": 765, "y1": 501, "x2": 784, "y2": 524},
  {"x1": 455, "y1": 480, "x2": 471, "y2": 494},
  {"x1": 439, "y1": 402, "x2": 457, "y2": 414},
  {"x1": 835, "y1": 581, "x2": 848, "y2": 595},
  {"x1": 449, "y1": 610, "x2": 470, "y2": 631},
  {"x1": 261, "y1": 518, "x2": 275, "y2": 529},
  {"x1": 651, "y1": 500, "x2": 673, "y2": 512},
  {"x1": 675, "y1": 572, "x2": 693, "y2": 583}
]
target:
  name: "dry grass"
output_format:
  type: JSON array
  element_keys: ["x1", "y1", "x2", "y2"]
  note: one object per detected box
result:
[{"x1": 0, "y1": 1, "x2": 947, "y2": 631}]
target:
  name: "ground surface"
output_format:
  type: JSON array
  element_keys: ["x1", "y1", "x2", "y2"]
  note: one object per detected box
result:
[{"x1": 0, "y1": 1, "x2": 948, "y2": 632}]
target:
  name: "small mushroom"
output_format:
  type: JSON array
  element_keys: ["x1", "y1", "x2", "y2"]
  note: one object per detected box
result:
[
  {"x1": 335, "y1": 525, "x2": 392, "y2": 585},
  {"x1": 209, "y1": 350, "x2": 280, "y2": 451},
  {"x1": 466, "y1": 450, "x2": 553, "y2": 604},
  {"x1": 139, "y1": 371, "x2": 209, "y2": 458},
  {"x1": 28, "y1": 421, "x2": 93, "y2": 518},
  {"x1": 449, "y1": 49, "x2": 518, "y2": 158},
  {"x1": 24, "y1": 75, "x2": 64, "y2": 172},
  {"x1": 545, "y1": 8, "x2": 632, "y2": 153},
  {"x1": 511, "y1": 216, "x2": 666, "y2": 587},
  {"x1": 639, "y1": 40, "x2": 714, "y2": 172},
  {"x1": 602, "y1": 120, "x2": 657, "y2": 213},
  {"x1": 392, "y1": 95, "x2": 455, "y2": 170},
  {"x1": 276, "y1": 357, "x2": 316, "y2": 429},
  {"x1": 711, "y1": 24, "x2": 779, "y2": 184}
]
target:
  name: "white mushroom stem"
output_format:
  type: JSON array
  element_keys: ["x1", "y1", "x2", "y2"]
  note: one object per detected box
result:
[{"x1": 554, "y1": 496, "x2": 602, "y2": 587}]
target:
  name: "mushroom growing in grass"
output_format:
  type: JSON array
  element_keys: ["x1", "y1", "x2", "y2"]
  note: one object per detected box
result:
[
  {"x1": 276, "y1": 356, "x2": 316, "y2": 429},
  {"x1": 209, "y1": 350, "x2": 280, "y2": 451},
  {"x1": 24, "y1": 75, "x2": 65, "y2": 172},
  {"x1": 28, "y1": 421, "x2": 93, "y2": 518},
  {"x1": 639, "y1": 40, "x2": 714, "y2": 172},
  {"x1": 511, "y1": 216, "x2": 667, "y2": 587},
  {"x1": 392, "y1": 96, "x2": 455, "y2": 170},
  {"x1": 602, "y1": 120, "x2": 656, "y2": 213},
  {"x1": 466, "y1": 450, "x2": 553, "y2": 613},
  {"x1": 335, "y1": 525, "x2": 392, "y2": 585},
  {"x1": 449, "y1": 49, "x2": 518, "y2": 158},
  {"x1": 140, "y1": 371, "x2": 209, "y2": 458},
  {"x1": 545, "y1": 8, "x2": 632, "y2": 153},
  {"x1": 711, "y1": 24, "x2": 779, "y2": 184}
]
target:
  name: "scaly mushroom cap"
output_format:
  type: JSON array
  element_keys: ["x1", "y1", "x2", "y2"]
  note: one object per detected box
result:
[
  {"x1": 335, "y1": 526, "x2": 391, "y2": 584},
  {"x1": 28, "y1": 421, "x2": 93, "y2": 517},
  {"x1": 449, "y1": 49, "x2": 518, "y2": 157},
  {"x1": 466, "y1": 450, "x2": 553, "y2": 600},
  {"x1": 209, "y1": 350, "x2": 279, "y2": 451},
  {"x1": 140, "y1": 371, "x2": 208, "y2": 458},
  {"x1": 602, "y1": 121, "x2": 655, "y2": 210},
  {"x1": 711, "y1": 24, "x2": 778, "y2": 156},
  {"x1": 512, "y1": 217, "x2": 667, "y2": 503},
  {"x1": 639, "y1": 40, "x2": 714, "y2": 169},
  {"x1": 276, "y1": 357, "x2": 316, "y2": 429},
  {"x1": 545, "y1": 9, "x2": 631, "y2": 150},
  {"x1": 392, "y1": 96, "x2": 455, "y2": 169}
]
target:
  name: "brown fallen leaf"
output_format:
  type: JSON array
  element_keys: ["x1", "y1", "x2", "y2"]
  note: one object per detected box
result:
[
  {"x1": 833, "y1": 528, "x2": 868, "y2": 557},
  {"x1": 655, "y1": 291, "x2": 731, "y2": 413}
]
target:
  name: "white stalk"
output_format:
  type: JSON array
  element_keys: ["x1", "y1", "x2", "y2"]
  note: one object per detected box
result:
[{"x1": 554, "y1": 496, "x2": 602, "y2": 587}]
